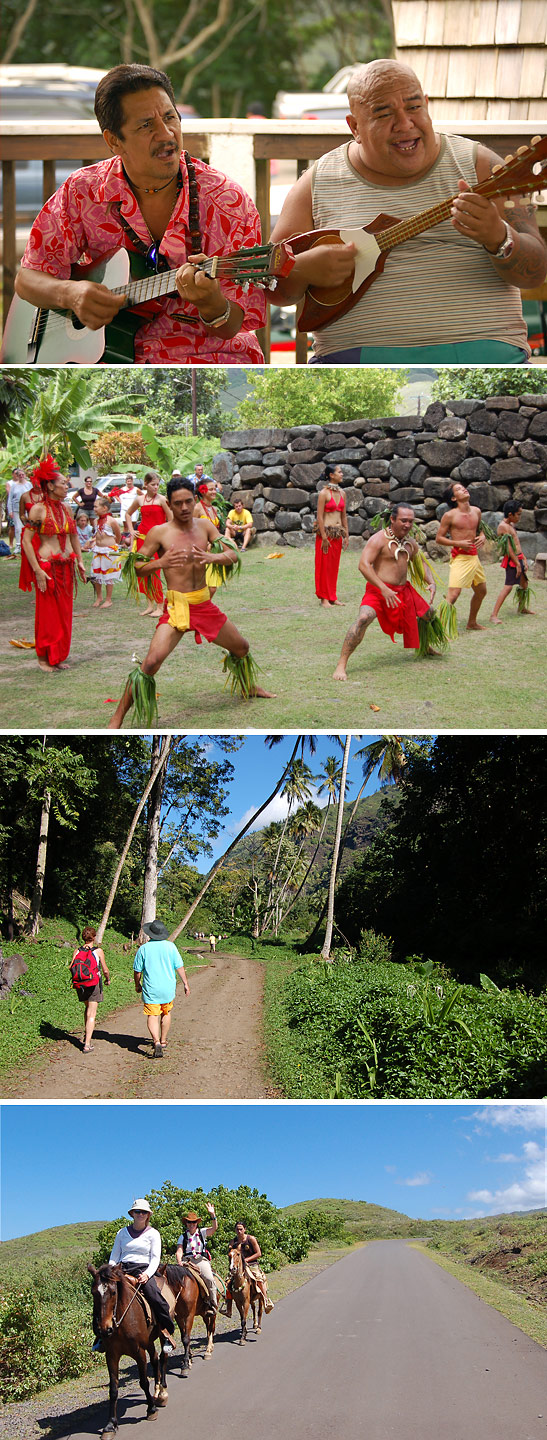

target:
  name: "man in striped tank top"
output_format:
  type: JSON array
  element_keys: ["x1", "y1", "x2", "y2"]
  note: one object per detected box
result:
[{"x1": 270, "y1": 60, "x2": 546, "y2": 365}]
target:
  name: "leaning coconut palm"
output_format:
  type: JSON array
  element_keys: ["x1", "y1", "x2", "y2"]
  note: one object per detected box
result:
[
  {"x1": 260, "y1": 759, "x2": 317, "y2": 932},
  {"x1": 95, "y1": 736, "x2": 172, "y2": 944},
  {"x1": 167, "y1": 736, "x2": 317, "y2": 942},
  {"x1": 321, "y1": 734, "x2": 352, "y2": 961},
  {"x1": 277, "y1": 757, "x2": 344, "y2": 929}
]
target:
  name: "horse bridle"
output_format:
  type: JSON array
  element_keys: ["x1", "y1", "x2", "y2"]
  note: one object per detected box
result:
[{"x1": 102, "y1": 1274, "x2": 143, "y2": 1330}]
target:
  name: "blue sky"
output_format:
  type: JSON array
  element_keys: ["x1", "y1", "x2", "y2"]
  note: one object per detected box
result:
[
  {"x1": 1, "y1": 1103, "x2": 544, "y2": 1241},
  {"x1": 190, "y1": 733, "x2": 384, "y2": 871}
]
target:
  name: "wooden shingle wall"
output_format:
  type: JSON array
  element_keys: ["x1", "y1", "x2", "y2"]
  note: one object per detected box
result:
[{"x1": 393, "y1": 0, "x2": 547, "y2": 119}]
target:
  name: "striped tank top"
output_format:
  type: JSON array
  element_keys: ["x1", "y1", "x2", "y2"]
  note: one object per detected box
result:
[{"x1": 310, "y1": 135, "x2": 528, "y2": 358}]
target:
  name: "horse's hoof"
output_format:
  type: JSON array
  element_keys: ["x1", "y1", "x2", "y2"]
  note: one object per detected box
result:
[
  {"x1": 146, "y1": 1410, "x2": 158, "y2": 1421},
  {"x1": 155, "y1": 1395, "x2": 168, "y2": 1407}
]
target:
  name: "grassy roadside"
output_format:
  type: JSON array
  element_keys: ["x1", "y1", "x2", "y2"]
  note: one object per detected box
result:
[
  {"x1": 0, "y1": 917, "x2": 208, "y2": 1080},
  {"x1": 0, "y1": 1243, "x2": 354, "y2": 1440},
  {"x1": 411, "y1": 1244, "x2": 547, "y2": 1349},
  {"x1": 1, "y1": 546, "x2": 546, "y2": 729}
]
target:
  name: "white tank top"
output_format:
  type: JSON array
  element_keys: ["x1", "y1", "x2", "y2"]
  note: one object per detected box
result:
[{"x1": 310, "y1": 135, "x2": 528, "y2": 356}]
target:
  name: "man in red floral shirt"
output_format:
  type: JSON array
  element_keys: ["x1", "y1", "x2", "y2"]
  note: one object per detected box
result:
[{"x1": 15, "y1": 64, "x2": 266, "y2": 365}]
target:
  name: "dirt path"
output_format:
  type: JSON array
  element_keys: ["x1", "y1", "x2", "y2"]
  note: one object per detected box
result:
[{"x1": 4, "y1": 951, "x2": 273, "y2": 1100}]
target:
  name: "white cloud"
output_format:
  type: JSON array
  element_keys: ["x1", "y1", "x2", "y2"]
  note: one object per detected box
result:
[
  {"x1": 384, "y1": 1165, "x2": 397, "y2": 1174},
  {"x1": 473, "y1": 1105, "x2": 546, "y2": 1133},
  {"x1": 488, "y1": 1153, "x2": 518, "y2": 1164},
  {"x1": 467, "y1": 1143, "x2": 546, "y2": 1214},
  {"x1": 397, "y1": 1172, "x2": 433, "y2": 1188},
  {"x1": 229, "y1": 795, "x2": 292, "y2": 835}
]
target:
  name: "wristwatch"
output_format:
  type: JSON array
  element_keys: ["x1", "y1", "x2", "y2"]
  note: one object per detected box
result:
[{"x1": 491, "y1": 220, "x2": 514, "y2": 261}]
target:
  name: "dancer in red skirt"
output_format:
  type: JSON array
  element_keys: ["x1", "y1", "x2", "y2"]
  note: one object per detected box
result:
[
  {"x1": 20, "y1": 455, "x2": 86, "y2": 671},
  {"x1": 315, "y1": 463, "x2": 349, "y2": 607},
  {"x1": 125, "y1": 471, "x2": 172, "y2": 618}
]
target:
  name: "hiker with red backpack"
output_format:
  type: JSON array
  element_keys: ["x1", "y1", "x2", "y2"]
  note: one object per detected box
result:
[{"x1": 69, "y1": 925, "x2": 110, "y2": 1053}]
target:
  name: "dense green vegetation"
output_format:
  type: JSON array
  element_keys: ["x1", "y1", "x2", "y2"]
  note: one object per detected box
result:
[{"x1": 265, "y1": 943, "x2": 547, "y2": 1099}]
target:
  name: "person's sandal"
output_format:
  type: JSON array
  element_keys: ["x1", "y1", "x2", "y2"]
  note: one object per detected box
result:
[{"x1": 154, "y1": 1043, "x2": 163, "y2": 1058}]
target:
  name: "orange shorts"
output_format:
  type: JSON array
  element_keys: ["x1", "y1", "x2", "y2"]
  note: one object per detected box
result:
[{"x1": 143, "y1": 1001, "x2": 174, "y2": 1016}]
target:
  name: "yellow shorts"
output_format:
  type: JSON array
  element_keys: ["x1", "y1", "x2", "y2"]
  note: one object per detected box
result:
[
  {"x1": 449, "y1": 554, "x2": 486, "y2": 590},
  {"x1": 143, "y1": 1001, "x2": 174, "y2": 1017}
]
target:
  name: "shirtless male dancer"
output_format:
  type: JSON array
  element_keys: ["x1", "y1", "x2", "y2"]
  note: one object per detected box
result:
[
  {"x1": 435, "y1": 481, "x2": 487, "y2": 629},
  {"x1": 108, "y1": 476, "x2": 273, "y2": 726},
  {"x1": 333, "y1": 503, "x2": 437, "y2": 680}
]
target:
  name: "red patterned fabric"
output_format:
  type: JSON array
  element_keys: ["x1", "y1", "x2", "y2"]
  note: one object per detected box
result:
[
  {"x1": 315, "y1": 533, "x2": 343, "y2": 603},
  {"x1": 361, "y1": 581, "x2": 430, "y2": 649},
  {"x1": 157, "y1": 595, "x2": 227, "y2": 643},
  {"x1": 33, "y1": 554, "x2": 75, "y2": 666},
  {"x1": 21, "y1": 154, "x2": 266, "y2": 364},
  {"x1": 135, "y1": 504, "x2": 167, "y2": 604}
]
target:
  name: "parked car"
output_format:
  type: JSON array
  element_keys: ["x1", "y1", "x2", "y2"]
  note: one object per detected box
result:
[
  {"x1": 0, "y1": 65, "x2": 106, "y2": 222},
  {"x1": 67, "y1": 474, "x2": 131, "y2": 517},
  {"x1": 273, "y1": 65, "x2": 360, "y2": 121}
]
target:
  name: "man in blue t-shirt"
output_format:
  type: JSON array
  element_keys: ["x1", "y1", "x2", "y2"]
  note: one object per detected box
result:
[{"x1": 133, "y1": 918, "x2": 190, "y2": 1058}]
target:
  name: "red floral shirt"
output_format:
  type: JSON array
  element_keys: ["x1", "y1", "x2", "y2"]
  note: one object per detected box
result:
[{"x1": 21, "y1": 154, "x2": 266, "y2": 364}]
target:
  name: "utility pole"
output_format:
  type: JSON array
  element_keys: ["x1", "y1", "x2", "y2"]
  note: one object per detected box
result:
[{"x1": 191, "y1": 370, "x2": 197, "y2": 434}]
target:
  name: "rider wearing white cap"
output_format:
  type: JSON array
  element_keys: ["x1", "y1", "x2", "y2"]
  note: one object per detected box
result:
[{"x1": 93, "y1": 1198, "x2": 175, "y2": 1354}]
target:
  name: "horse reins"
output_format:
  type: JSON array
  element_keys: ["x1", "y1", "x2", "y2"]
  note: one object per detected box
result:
[{"x1": 112, "y1": 1276, "x2": 144, "y2": 1328}]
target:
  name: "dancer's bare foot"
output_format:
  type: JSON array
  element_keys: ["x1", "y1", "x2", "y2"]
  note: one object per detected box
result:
[
  {"x1": 149, "y1": 608, "x2": 163, "y2": 618},
  {"x1": 331, "y1": 599, "x2": 346, "y2": 606},
  {"x1": 466, "y1": 622, "x2": 486, "y2": 631},
  {"x1": 490, "y1": 615, "x2": 502, "y2": 625},
  {"x1": 37, "y1": 658, "x2": 56, "y2": 673},
  {"x1": 250, "y1": 686, "x2": 276, "y2": 699},
  {"x1": 101, "y1": 600, "x2": 113, "y2": 608},
  {"x1": 320, "y1": 599, "x2": 330, "y2": 608},
  {"x1": 333, "y1": 663, "x2": 348, "y2": 681},
  {"x1": 92, "y1": 598, "x2": 102, "y2": 608}
]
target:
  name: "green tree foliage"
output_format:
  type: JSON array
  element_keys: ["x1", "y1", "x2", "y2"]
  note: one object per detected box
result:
[
  {"x1": 93, "y1": 1181, "x2": 348, "y2": 1272},
  {"x1": 0, "y1": 372, "x2": 38, "y2": 446},
  {"x1": 335, "y1": 736, "x2": 547, "y2": 989},
  {"x1": 0, "y1": 736, "x2": 236, "y2": 936},
  {"x1": 236, "y1": 368, "x2": 408, "y2": 427},
  {"x1": 432, "y1": 369, "x2": 547, "y2": 401},
  {"x1": 93, "y1": 369, "x2": 229, "y2": 442},
  {"x1": 0, "y1": 371, "x2": 141, "y2": 475}
]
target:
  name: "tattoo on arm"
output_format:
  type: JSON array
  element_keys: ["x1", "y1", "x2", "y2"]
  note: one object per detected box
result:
[{"x1": 495, "y1": 203, "x2": 547, "y2": 285}]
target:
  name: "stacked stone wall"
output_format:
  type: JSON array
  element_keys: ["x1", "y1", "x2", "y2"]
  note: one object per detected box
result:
[{"x1": 213, "y1": 395, "x2": 547, "y2": 562}]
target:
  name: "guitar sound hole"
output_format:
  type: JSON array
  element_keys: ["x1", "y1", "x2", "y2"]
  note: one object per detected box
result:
[{"x1": 72, "y1": 316, "x2": 85, "y2": 331}]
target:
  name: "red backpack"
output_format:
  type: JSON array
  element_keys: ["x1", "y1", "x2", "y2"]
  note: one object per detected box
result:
[{"x1": 70, "y1": 947, "x2": 100, "y2": 988}]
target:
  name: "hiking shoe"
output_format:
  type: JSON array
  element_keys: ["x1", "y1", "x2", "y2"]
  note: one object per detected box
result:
[
  {"x1": 154, "y1": 1043, "x2": 163, "y2": 1058},
  {"x1": 162, "y1": 1337, "x2": 175, "y2": 1355},
  {"x1": 92, "y1": 1338, "x2": 104, "y2": 1352}
]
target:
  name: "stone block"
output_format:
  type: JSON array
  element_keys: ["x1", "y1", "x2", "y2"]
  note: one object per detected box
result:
[
  {"x1": 343, "y1": 486, "x2": 364, "y2": 512},
  {"x1": 520, "y1": 394, "x2": 547, "y2": 409},
  {"x1": 323, "y1": 418, "x2": 374, "y2": 436},
  {"x1": 263, "y1": 501, "x2": 278, "y2": 516},
  {"x1": 323, "y1": 448, "x2": 369, "y2": 464},
  {"x1": 459, "y1": 456, "x2": 492, "y2": 482},
  {"x1": 253, "y1": 513, "x2": 270, "y2": 532},
  {"x1": 276, "y1": 511, "x2": 302, "y2": 531},
  {"x1": 347, "y1": 534, "x2": 365, "y2": 550},
  {"x1": 491, "y1": 458, "x2": 543, "y2": 483},
  {"x1": 360, "y1": 480, "x2": 390, "y2": 497},
  {"x1": 263, "y1": 451, "x2": 289, "y2": 466},
  {"x1": 389, "y1": 486, "x2": 424, "y2": 504},
  {"x1": 212, "y1": 452, "x2": 234, "y2": 484},
  {"x1": 392, "y1": 436, "x2": 417, "y2": 458},
  {"x1": 289, "y1": 463, "x2": 325, "y2": 489},
  {"x1": 358, "y1": 459, "x2": 391, "y2": 478},
  {"x1": 235, "y1": 449, "x2": 263, "y2": 464},
  {"x1": 261, "y1": 487, "x2": 309, "y2": 507},
  {"x1": 425, "y1": 541, "x2": 448, "y2": 561},
  {"x1": 482, "y1": 511, "x2": 503, "y2": 531},
  {"x1": 495, "y1": 412, "x2": 530, "y2": 440},
  {"x1": 302, "y1": 514, "x2": 315, "y2": 532},
  {"x1": 438, "y1": 416, "x2": 468, "y2": 439},
  {"x1": 363, "y1": 496, "x2": 389, "y2": 515},
  {"x1": 467, "y1": 410, "x2": 501, "y2": 434},
  {"x1": 235, "y1": 490, "x2": 258, "y2": 508},
  {"x1": 519, "y1": 532, "x2": 546, "y2": 559},
  {"x1": 289, "y1": 427, "x2": 324, "y2": 442},
  {"x1": 484, "y1": 395, "x2": 520, "y2": 409},
  {"x1": 252, "y1": 497, "x2": 265, "y2": 513},
  {"x1": 383, "y1": 414, "x2": 424, "y2": 432},
  {"x1": 467, "y1": 482, "x2": 496, "y2": 508},
  {"x1": 221, "y1": 428, "x2": 287, "y2": 449},
  {"x1": 515, "y1": 509, "x2": 537, "y2": 532},
  {"x1": 285, "y1": 531, "x2": 315, "y2": 547},
  {"x1": 287, "y1": 449, "x2": 323, "y2": 465},
  {"x1": 239, "y1": 465, "x2": 265, "y2": 483},
  {"x1": 347, "y1": 515, "x2": 366, "y2": 534},
  {"x1": 423, "y1": 401, "x2": 446, "y2": 428},
  {"x1": 390, "y1": 458, "x2": 418, "y2": 483},
  {"x1": 535, "y1": 509, "x2": 547, "y2": 529},
  {"x1": 417, "y1": 440, "x2": 467, "y2": 470},
  {"x1": 262, "y1": 466, "x2": 289, "y2": 483},
  {"x1": 445, "y1": 400, "x2": 483, "y2": 415},
  {"x1": 255, "y1": 530, "x2": 283, "y2": 546},
  {"x1": 371, "y1": 439, "x2": 397, "y2": 458},
  {"x1": 467, "y1": 432, "x2": 505, "y2": 459},
  {"x1": 423, "y1": 477, "x2": 449, "y2": 499},
  {"x1": 422, "y1": 520, "x2": 440, "y2": 538},
  {"x1": 518, "y1": 439, "x2": 547, "y2": 466},
  {"x1": 528, "y1": 412, "x2": 547, "y2": 439}
]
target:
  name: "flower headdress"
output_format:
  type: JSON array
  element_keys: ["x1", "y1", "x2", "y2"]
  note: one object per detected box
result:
[
  {"x1": 30, "y1": 454, "x2": 61, "y2": 493},
  {"x1": 197, "y1": 481, "x2": 210, "y2": 497}
]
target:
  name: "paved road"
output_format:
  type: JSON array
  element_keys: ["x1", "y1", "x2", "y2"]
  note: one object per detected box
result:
[{"x1": 60, "y1": 1240, "x2": 546, "y2": 1439}]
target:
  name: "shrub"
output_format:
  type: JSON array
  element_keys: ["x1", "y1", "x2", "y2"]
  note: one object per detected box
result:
[{"x1": 358, "y1": 929, "x2": 393, "y2": 965}]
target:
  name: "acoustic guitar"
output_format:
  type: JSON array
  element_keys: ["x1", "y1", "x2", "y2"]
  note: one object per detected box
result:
[
  {"x1": 0, "y1": 241, "x2": 295, "y2": 365},
  {"x1": 290, "y1": 135, "x2": 547, "y2": 332}
]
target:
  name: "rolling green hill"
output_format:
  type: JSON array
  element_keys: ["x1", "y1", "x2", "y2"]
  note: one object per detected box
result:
[
  {"x1": 0, "y1": 1219, "x2": 107, "y2": 1276},
  {"x1": 281, "y1": 1196, "x2": 429, "y2": 1238}
]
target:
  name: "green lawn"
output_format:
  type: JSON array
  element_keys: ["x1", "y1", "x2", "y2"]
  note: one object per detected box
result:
[{"x1": 0, "y1": 547, "x2": 545, "y2": 728}]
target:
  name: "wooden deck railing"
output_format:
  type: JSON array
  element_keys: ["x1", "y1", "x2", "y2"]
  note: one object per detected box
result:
[{"x1": 1, "y1": 118, "x2": 545, "y2": 364}]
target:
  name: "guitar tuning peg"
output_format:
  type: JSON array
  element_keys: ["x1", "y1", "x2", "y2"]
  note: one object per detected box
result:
[
  {"x1": 531, "y1": 135, "x2": 541, "y2": 145},
  {"x1": 504, "y1": 199, "x2": 515, "y2": 208},
  {"x1": 505, "y1": 153, "x2": 514, "y2": 163},
  {"x1": 515, "y1": 145, "x2": 529, "y2": 156},
  {"x1": 492, "y1": 163, "x2": 504, "y2": 173}
]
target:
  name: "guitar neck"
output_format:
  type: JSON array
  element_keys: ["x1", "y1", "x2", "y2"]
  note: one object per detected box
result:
[
  {"x1": 376, "y1": 193, "x2": 464, "y2": 254},
  {"x1": 114, "y1": 245, "x2": 278, "y2": 308}
]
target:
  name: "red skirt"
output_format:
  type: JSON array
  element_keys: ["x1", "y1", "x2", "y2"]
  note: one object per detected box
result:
[
  {"x1": 361, "y1": 581, "x2": 430, "y2": 649},
  {"x1": 136, "y1": 506, "x2": 166, "y2": 604},
  {"x1": 34, "y1": 554, "x2": 75, "y2": 666},
  {"x1": 315, "y1": 533, "x2": 342, "y2": 603}
]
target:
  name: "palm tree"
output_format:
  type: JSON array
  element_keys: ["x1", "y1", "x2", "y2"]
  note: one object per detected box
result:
[
  {"x1": 167, "y1": 736, "x2": 317, "y2": 942},
  {"x1": 260, "y1": 758, "x2": 317, "y2": 932},
  {"x1": 321, "y1": 734, "x2": 352, "y2": 960}
]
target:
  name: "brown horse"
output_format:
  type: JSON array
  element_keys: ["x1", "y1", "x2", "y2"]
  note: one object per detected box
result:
[
  {"x1": 228, "y1": 1246, "x2": 264, "y2": 1344},
  {"x1": 88, "y1": 1263, "x2": 169, "y2": 1435},
  {"x1": 161, "y1": 1263, "x2": 216, "y2": 1375}
]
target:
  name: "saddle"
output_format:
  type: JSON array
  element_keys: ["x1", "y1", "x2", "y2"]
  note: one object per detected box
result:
[{"x1": 154, "y1": 1273, "x2": 178, "y2": 1319}]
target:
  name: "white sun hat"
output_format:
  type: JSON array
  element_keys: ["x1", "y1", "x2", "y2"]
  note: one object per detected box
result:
[{"x1": 128, "y1": 1198, "x2": 152, "y2": 1215}]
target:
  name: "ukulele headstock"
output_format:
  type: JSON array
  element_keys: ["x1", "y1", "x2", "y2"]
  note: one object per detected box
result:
[{"x1": 481, "y1": 135, "x2": 547, "y2": 201}]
